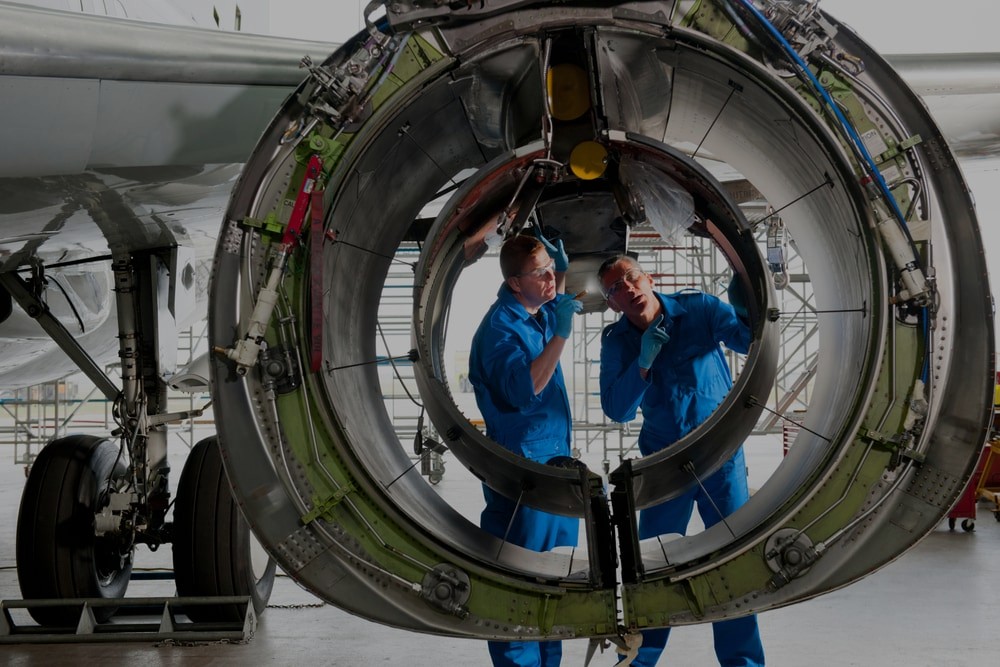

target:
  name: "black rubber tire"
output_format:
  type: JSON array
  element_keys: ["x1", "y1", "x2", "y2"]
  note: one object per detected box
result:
[
  {"x1": 172, "y1": 436, "x2": 276, "y2": 622},
  {"x1": 16, "y1": 435, "x2": 133, "y2": 626}
]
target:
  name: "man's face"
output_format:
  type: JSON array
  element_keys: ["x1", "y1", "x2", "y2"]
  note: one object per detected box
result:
[
  {"x1": 507, "y1": 249, "x2": 556, "y2": 309},
  {"x1": 601, "y1": 261, "x2": 656, "y2": 320}
]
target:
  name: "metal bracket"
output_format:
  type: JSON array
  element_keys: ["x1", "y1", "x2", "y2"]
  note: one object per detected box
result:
[
  {"x1": 420, "y1": 564, "x2": 470, "y2": 618},
  {"x1": 0, "y1": 271, "x2": 119, "y2": 401},
  {"x1": 764, "y1": 528, "x2": 819, "y2": 590},
  {"x1": 303, "y1": 484, "x2": 357, "y2": 524}
]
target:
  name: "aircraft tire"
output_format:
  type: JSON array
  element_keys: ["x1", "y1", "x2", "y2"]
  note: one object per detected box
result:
[
  {"x1": 172, "y1": 436, "x2": 276, "y2": 622},
  {"x1": 16, "y1": 434, "x2": 133, "y2": 626}
]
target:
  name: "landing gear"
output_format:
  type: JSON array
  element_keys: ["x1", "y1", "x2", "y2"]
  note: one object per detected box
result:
[
  {"x1": 6, "y1": 248, "x2": 261, "y2": 628},
  {"x1": 172, "y1": 436, "x2": 276, "y2": 621},
  {"x1": 16, "y1": 435, "x2": 134, "y2": 626}
]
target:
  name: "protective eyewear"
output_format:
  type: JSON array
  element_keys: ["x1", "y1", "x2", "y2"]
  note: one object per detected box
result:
[
  {"x1": 605, "y1": 269, "x2": 645, "y2": 297},
  {"x1": 517, "y1": 260, "x2": 556, "y2": 279}
]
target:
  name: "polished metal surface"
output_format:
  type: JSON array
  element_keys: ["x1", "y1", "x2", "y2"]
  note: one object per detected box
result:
[{"x1": 0, "y1": 2, "x2": 328, "y2": 83}]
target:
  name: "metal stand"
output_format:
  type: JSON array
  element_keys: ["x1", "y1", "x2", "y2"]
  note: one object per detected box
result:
[{"x1": 0, "y1": 595, "x2": 255, "y2": 644}]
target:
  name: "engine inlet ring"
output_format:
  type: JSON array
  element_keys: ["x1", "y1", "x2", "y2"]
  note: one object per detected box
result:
[{"x1": 210, "y1": 1, "x2": 993, "y2": 639}]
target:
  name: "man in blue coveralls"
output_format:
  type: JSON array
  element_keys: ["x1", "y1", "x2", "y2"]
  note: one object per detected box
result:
[
  {"x1": 597, "y1": 255, "x2": 765, "y2": 667},
  {"x1": 469, "y1": 233, "x2": 584, "y2": 667}
]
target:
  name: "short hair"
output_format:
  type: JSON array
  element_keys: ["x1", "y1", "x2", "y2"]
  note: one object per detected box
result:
[
  {"x1": 499, "y1": 235, "x2": 545, "y2": 279},
  {"x1": 597, "y1": 254, "x2": 643, "y2": 283}
]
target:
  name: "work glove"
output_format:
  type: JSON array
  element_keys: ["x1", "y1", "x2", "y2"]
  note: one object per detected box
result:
[
  {"x1": 727, "y1": 275, "x2": 749, "y2": 321},
  {"x1": 638, "y1": 314, "x2": 670, "y2": 369},
  {"x1": 535, "y1": 228, "x2": 569, "y2": 272},
  {"x1": 554, "y1": 296, "x2": 583, "y2": 338}
]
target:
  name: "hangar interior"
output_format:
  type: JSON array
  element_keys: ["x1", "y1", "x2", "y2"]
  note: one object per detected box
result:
[
  {"x1": 1, "y1": 231, "x2": 998, "y2": 664},
  {"x1": 2, "y1": 0, "x2": 999, "y2": 663}
]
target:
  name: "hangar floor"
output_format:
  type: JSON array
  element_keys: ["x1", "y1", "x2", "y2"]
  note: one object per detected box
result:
[{"x1": 2, "y1": 434, "x2": 998, "y2": 666}]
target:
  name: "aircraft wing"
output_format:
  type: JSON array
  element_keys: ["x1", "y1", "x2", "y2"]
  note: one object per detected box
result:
[
  {"x1": 888, "y1": 52, "x2": 1000, "y2": 158},
  {"x1": 0, "y1": 2, "x2": 334, "y2": 176},
  {"x1": 0, "y1": 2, "x2": 336, "y2": 388}
]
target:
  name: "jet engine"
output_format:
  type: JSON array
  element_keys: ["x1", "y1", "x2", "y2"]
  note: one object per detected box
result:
[{"x1": 210, "y1": 0, "x2": 993, "y2": 643}]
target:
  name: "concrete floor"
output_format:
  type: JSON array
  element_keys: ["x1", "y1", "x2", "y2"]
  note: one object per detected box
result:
[{"x1": 2, "y1": 433, "x2": 998, "y2": 666}]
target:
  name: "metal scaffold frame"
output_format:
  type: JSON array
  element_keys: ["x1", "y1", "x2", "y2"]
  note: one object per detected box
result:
[
  {"x1": 568, "y1": 212, "x2": 817, "y2": 470},
  {"x1": 0, "y1": 323, "x2": 214, "y2": 468},
  {"x1": 379, "y1": 242, "x2": 446, "y2": 483},
  {"x1": 4, "y1": 220, "x2": 816, "y2": 481},
  {"x1": 374, "y1": 209, "x2": 817, "y2": 478}
]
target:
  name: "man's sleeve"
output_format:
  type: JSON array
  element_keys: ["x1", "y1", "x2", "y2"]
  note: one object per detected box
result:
[
  {"x1": 710, "y1": 293, "x2": 751, "y2": 354},
  {"x1": 477, "y1": 325, "x2": 540, "y2": 410},
  {"x1": 599, "y1": 328, "x2": 649, "y2": 423}
]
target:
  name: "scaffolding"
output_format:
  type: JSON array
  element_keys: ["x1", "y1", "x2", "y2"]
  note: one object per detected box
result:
[
  {"x1": 568, "y1": 222, "x2": 731, "y2": 469},
  {"x1": 4, "y1": 221, "x2": 817, "y2": 480},
  {"x1": 0, "y1": 379, "x2": 109, "y2": 467},
  {"x1": 370, "y1": 215, "x2": 817, "y2": 477},
  {"x1": 170, "y1": 321, "x2": 214, "y2": 452},
  {"x1": 378, "y1": 242, "x2": 445, "y2": 483},
  {"x1": 567, "y1": 215, "x2": 817, "y2": 469},
  {"x1": 0, "y1": 323, "x2": 214, "y2": 468}
]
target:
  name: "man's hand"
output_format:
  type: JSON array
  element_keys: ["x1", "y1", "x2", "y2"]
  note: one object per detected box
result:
[
  {"x1": 554, "y1": 295, "x2": 583, "y2": 338},
  {"x1": 639, "y1": 314, "x2": 670, "y2": 369},
  {"x1": 535, "y1": 228, "x2": 569, "y2": 272}
]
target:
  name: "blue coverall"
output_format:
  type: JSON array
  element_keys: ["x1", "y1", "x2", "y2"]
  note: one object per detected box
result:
[
  {"x1": 600, "y1": 290, "x2": 765, "y2": 667},
  {"x1": 469, "y1": 284, "x2": 579, "y2": 667}
]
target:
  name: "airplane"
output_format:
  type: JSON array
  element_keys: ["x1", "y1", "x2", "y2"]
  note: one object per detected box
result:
[
  {"x1": 0, "y1": 0, "x2": 339, "y2": 625},
  {"x1": 0, "y1": 0, "x2": 995, "y2": 655}
]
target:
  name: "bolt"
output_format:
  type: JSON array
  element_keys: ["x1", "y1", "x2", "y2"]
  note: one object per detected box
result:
[{"x1": 434, "y1": 582, "x2": 452, "y2": 600}]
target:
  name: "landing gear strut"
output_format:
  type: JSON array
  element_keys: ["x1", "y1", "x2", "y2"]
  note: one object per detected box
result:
[{"x1": 4, "y1": 247, "x2": 274, "y2": 625}]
